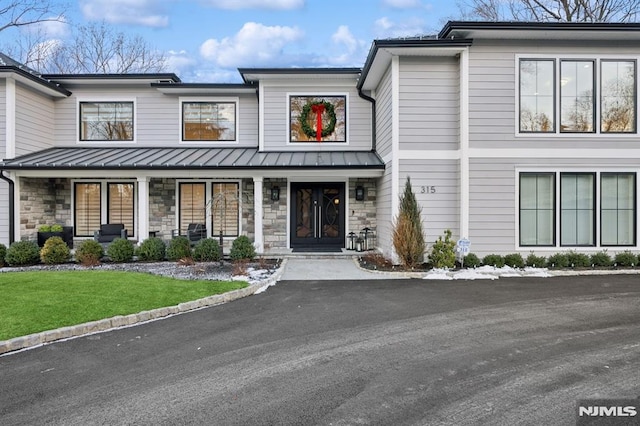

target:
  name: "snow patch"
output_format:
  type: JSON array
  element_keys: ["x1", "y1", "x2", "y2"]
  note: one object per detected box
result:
[{"x1": 423, "y1": 265, "x2": 551, "y2": 280}]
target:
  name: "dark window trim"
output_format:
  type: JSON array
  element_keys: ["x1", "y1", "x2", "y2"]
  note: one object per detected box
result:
[
  {"x1": 106, "y1": 182, "x2": 136, "y2": 238},
  {"x1": 559, "y1": 59, "x2": 596, "y2": 134},
  {"x1": 600, "y1": 59, "x2": 638, "y2": 134},
  {"x1": 560, "y1": 172, "x2": 596, "y2": 247},
  {"x1": 519, "y1": 59, "x2": 556, "y2": 134},
  {"x1": 181, "y1": 101, "x2": 238, "y2": 142},
  {"x1": 289, "y1": 95, "x2": 348, "y2": 143},
  {"x1": 600, "y1": 172, "x2": 637, "y2": 247},
  {"x1": 74, "y1": 182, "x2": 102, "y2": 237},
  {"x1": 519, "y1": 172, "x2": 556, "y2": 247},
  {"x1": 79, "y1": 101, "x2": 135, "y2": 142}
]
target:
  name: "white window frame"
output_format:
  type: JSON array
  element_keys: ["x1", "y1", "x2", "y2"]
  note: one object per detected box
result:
[
  {"x1": 515, "y1": 168, "x2": 638, "y2": 251},
  {"x1": 515, "y1": 54, "x2": 639, "y2": 138},
  {"x1": 178, "y1": 97, "x2": 239, "y2": 145},
  {"x1": 71, "y1": 179, "x2": 138, "y2": 238},
  {"x1": 175, "y1": 179, "x2": 243, "y2": 239},
  {"x1": 76, "y1": 97, "x2": 137, "y2": 144},
  {"x1": 286, "y1": 92, "x2": 350, "y2": 146}
]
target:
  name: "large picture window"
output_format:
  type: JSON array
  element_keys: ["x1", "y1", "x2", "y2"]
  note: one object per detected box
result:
[
  {"x1": 211, "y1": 183, "x2": 239, "y2": 237},
  {"x1": 290, "y1": 95, "x2": 347, "y2": 142},
  {"x1": 601, "y1": 173, "x2": 636, "y2": 246},
  {"x1": 178, "y1": 182, "x2": 240, "y2": 237},
  {"x1": 108, "y1": 183, "x2": 135, "y2": 237},
  {"x1": 520, "y1": 60, "x2": 555, "y2": 132},
  {"x1": 74, "y1": 183, "x2": 101, "y2": 237},
  {"x1": 179, "y1": 183, "x2": 206, "y2": 234},
  {"x1": 560, "y1": 60, "x2": 594, "y2": 133},
  {"x1": 80, "y1": 102, "x2": 133, "y2": 141},
  {"x1": 520, "y1": 173, "x2": 555, "y2": 246},
  {"x1": 182, "y1": 102, "x2": 236, "y2": 141},
  {"x1": 601, "y1": 60, "x2": 637, "y2": 133}
]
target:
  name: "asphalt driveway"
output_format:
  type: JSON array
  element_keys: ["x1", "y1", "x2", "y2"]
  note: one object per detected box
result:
[{"x1": 1, "y1": 275, "x2": 640, "y2": 425}]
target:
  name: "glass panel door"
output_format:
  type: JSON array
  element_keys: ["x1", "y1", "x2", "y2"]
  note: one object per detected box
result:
[{"x1": 291, "y1": 183, "x2": 344, "y2": 248}]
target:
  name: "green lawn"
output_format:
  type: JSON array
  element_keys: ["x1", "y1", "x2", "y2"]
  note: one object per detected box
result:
[{"x1": 0, "y1": 271, "x2": 246, "y2": 341}]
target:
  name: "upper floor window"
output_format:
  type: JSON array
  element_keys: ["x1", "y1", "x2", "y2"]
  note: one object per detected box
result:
[
  {"x1": 290, "y1": 95, "x2": 347, "y2": 143},
  {"x1": 518, "y1": 58, "x2": 637, "y2": 135},
  {"x1": 182, "y1": 101, "x2": 236, "y2": 141},
  {"x1": 80, "y1": 102, "x2": 133, "y2": 141}
]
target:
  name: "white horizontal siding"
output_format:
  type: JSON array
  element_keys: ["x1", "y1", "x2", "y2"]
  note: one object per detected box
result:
[
  {"x1": 15, "y1": 82, "x2": 54, "y2": 156},
  {"x1": 399, "y1": 57, "x2": 459, "y2": 151},
  {"x1": 0, "y1": 79, "x2": 5, "y2": 159},
  {"x1": 0, "y1": 182, "x2": 7, "y2": 246},
  {"x1": 375, "y1": 66, "x2": 393, "y2": 158},
  {"x1": 376, "y1": 163, "x2": 394, "y2": 258}
]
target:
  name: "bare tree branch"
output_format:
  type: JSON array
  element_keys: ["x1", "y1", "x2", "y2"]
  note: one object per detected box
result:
[{"x1": 0, "y1": 0, "x2": 66, "y2": 33}]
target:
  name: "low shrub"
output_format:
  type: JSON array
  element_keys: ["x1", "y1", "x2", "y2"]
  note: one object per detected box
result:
[
  {"x1": 136, "y1": 237, "x2": 166, "y2": 262},
  {"x1": 460, "y1": 252, "x2": 481, "y2": 268},
  {"x1": 50, "y1": 224, "x2": 64, "y2": 232},
  {"x1": 193, "y1": 238, "x2": 221, "y2": 262},
  {"x1": 590, "y1": 250, "x2": 613, "y2": 268},
  {"x1": 547, "y1": 253, "x2": 569, "y2": 268},
  {"x1": 5, "y1": 240, "x2": 41, "y2": 266},
  {"x1": 566, "y1": 251, "x2": 590, "y2": 268},
  {"x1": 0, "y1": 243, "x2": 6, "y2": 267},
  {"x1": 482, "y1": 254, "x2": 505, "y2": 268},
  {"x1": 74, "y1": 240, "x2": 104, "y2": 265},
  {"x1": 40, "y1": 236, "x2": 70, "y2": 265},
  {"x1": 428, "y1": 229, "x2": 456, "y2": 269},
  {"x1": 167, "y1": 236, "x2": 192, "y2": 261},
  {"x1": 525, "y1": 253, "x2": 547, "y2": 268},
  {"x1": 503, "y1": 253, "x2": 525, "y2": 268},
  {"x1": 230, "y1": 235, "x2": 256, "y2": 261},
  {"x1": 614, "y1": 250, "x2": 637, "y2": 267},
  {"x1": 106, "y1": 238, "x2": 134, "y2": 263}
]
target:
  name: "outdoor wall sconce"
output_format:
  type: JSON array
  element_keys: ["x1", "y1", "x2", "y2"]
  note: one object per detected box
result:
[
  {"x1": 271, "y1": 186, "x2": 280, "y2": 201},
  {"x1": 355, "y1": 185, "x2": 365, "y2": 201}
]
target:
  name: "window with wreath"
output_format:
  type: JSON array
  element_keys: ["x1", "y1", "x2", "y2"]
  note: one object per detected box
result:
[
  {"x1": 182, "y1": 102, "x2": 236, "y2": 141},
  {"x1": 290, "y1": 95, "x2": 346, "y2": 142},
  {"x1": 80, "y1": 102, "x2": 134, "y2": 141}
]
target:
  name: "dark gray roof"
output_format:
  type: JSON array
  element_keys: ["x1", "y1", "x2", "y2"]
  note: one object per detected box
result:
[
  {"x1": 0, "y1": 147, "x2": 385, "y2": 170},
  {"x1": 0, "y1": 53, "x2": 71, "y2": 96}
]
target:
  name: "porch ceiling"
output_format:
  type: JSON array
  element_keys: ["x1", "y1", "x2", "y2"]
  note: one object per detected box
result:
[{"x1": 0, "y1": 147, "x2": 385, "y2": 171}]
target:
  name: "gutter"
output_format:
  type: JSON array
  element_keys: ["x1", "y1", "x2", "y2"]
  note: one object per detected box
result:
[
  {"x1": 358, "y1": 88, "x2": 377, "y2": 152},
  {"x1": 0, "y1": 171, "x2": 15, "y2": 244}
]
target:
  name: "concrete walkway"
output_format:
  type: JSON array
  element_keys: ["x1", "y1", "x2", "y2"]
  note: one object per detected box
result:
[{"x1": 278, "y1": 257, "x2": 406, "y2": 281}]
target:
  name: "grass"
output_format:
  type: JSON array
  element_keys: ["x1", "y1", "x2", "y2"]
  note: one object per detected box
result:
[{"x1": 0, "y1": 271, "x2": 247, "y2": 341}]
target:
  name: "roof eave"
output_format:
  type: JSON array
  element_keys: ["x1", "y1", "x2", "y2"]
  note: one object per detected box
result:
[{"x1": 0, "y1": 67, "x2": 71, "y2": 97}]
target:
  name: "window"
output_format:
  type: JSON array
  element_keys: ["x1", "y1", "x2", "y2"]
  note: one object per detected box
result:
[
  {"x1": 520, "y1": 60, "x2": 555, "y2": 132},
  {"x1": 601, "y1": 173, "x2": 636, "y2": 246},
  {"x1": 179, "y1": 183, "x2": 206, "y2": 234},
  {"x1": 520, "y1": 173, "x2": 555, "y2": 246},
  {"x1": 519, "y1": 58, "x2": 638, "y2": 134},
  {"x1": 561, "y1": 173, "x2": 595, "y2": 246},
  {"x1": 211, "y1": 183, "x2": 239, "y2": 237},
  {"x1": 74, "y1": 183, "x2": 101, "y2": 237},
  {"x1": 560, "y1": 60, "x2": 594, "y2": 132},
  {"x1": 601, "y1": 61, "x2": 637, "y2": 133},
  {"x1": 80, "y1": 102, "x2": 133, "y2": 141},
  {"x1": 182, "y1": 102, "x2": 236, "y2": 141},
  {"x1": 290, "y1": 95, "x2": 347, "y2": 142},
  {"x1": 108, "y1": 183, "x2": 135, "y2": 237}
]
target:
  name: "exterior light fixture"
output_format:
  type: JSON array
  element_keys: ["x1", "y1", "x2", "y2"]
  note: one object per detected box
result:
[
  {"x1": 271, "y1": 186, "x2": 280, "y2": 201},
  {"x1": 355, "y1": 185, "x2": 365, "y2": 201}
]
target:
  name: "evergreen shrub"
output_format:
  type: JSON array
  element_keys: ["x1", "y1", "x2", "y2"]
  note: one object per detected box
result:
[
  {"x1": 167, "y1": 236, "x2": 192, "y2": 261},
  {"x1": 40, "y1": 236, "x2": 70, "y2": 265},
  {"x1": 614, "y1": 251, "x2": 637, "y2": 267},
  {"x1": 482, "y1": 254, "x2": 505, "y2": 268},
  {"x1": 503, "y1": 253, "x2": 525, "y2": 268},
  {"x1": 525, "y1": 253, "x2": 547, "y2": 268},
  {"x1": 193, "y1": 238, "x2": 221, "y2": 262},
  {"x1": 461, "y1": 252, "x2": 481, "y2": 268},
  {"x1": 428, "y1": 229, "x2": 456, "y2": 268},
  {"x1": 547, "y1": 253, "x2": 569, "y2": 268},
  {"x1": 106, "y1": 238, "x2": 134, "y2": 263},
  {"x1": 566, "y1": 251, "x2": 590, "y2": 268},
  {"x1": 5, "y1": 241, "x2": 40, "y2": 266},
  {"x1": 230, "y1": 235, "x2": 256, "y2": 261},
  {"x1": 75, "y1": 240, "x2": 104, "y2": 265},
  {"x1": 590, "y1": 251, "x2": 613, "y2": 267},
  {"x1": 392, "y1": 177, "x2": 426, "y2": 268},
  {"x1": 136, "y1": 237, "x2": 166, "y2": 261}
]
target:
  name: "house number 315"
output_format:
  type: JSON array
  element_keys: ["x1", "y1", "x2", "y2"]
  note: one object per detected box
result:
[{"x1": 421, "y1": 186, "x2": 436, "y2": 194}]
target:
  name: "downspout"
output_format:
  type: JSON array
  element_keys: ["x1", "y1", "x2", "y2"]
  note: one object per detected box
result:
[
  {"x1": 358, "y1": 88, "x2": 377, "y2": 152},
  {"x1": 0, "y1": 170, "x2": 15, "y2": 244}
]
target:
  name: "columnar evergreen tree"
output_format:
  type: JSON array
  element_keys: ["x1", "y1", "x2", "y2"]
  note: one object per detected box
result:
[{"x1": 392, "y1": 177, "x2": 426, "y2": 268}]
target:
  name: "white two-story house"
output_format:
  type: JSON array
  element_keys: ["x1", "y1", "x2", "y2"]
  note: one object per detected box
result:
[{"x1": 3, "y1": 21, "x2": 640, "y2": 259}]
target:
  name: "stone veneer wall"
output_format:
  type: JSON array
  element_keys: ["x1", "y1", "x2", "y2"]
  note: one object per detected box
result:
[
  {"x1": 263, "y1": 178, "x2": 288, "y2": 251},
  {"x1": 348, "y1": 178, "x2": 377, "y2": 247},
  {"x1": 20, "y1": 178, "x2": 71, "y2": 241},
  {"x1": 241, "y1": 179, "x2": 255, "y2": 241},
  {"x1": 148, "y1": 178, "x2": 176, "y2": 240}
]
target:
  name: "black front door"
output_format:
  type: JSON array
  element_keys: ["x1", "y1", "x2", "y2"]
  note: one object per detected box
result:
[{"x1": 290, "y1": 183, "x2": 345, "y2": 248}]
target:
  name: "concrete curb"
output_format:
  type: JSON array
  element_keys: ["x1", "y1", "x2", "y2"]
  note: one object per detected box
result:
[{"x1": 0, "y1": 261, "x2": 287, "y2": 356}]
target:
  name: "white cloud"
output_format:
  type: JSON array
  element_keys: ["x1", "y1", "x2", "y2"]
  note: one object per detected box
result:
[
  {"x1": 200, "y1": 0, "x2": 304, "y2": 10},
  {"x1": 165, "y1": 50, "x2": 198, "y2": 77},
  {"x1": 80, "y1": 0, "x2": 170, "y2": 27},
  {"x1": 200, "y1": 22, "x2": 304, "y2": 68},
  {"x1": 373, "y1": 16, "x2": 426, "y2": 38},
  {"x1": 320, "y1": 25, "x2": 367, "y2": 66},
  {"x1": 382, "y1": 0, "x2": 423, "y2": 8}
]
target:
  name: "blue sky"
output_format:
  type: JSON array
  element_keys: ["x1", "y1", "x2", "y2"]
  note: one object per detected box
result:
[{"x1": 5, "y1": 0, "x2": 461, "y2": 82}]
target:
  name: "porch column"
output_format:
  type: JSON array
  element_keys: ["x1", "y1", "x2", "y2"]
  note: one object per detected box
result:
[
  {"x1": 137, "y1": 176, "x2": 149, "y2": 242},
  {"x1": 253, "y1": 177, "x2": 264, "y2": 253}
]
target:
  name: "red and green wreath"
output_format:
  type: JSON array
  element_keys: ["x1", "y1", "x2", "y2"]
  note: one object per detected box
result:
[{"x1": 299, "y1": 100, "x2": 337, "y2": 140}]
